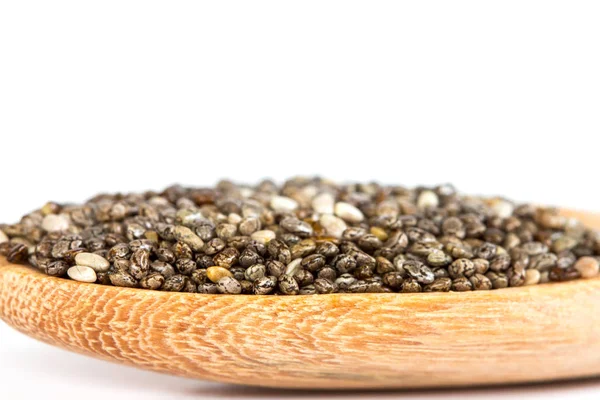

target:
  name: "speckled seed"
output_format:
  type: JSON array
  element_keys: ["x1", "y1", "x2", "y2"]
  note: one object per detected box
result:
[
  {"x1": 400, "y1": 279, "x2": 422, "y2": 293},
  {"x1": 67, "y1": 266, "x2": 97, "y2": 283},
  {"x1": 299, "y1": 285, "x2": 317, "y2": 295},
  {"x1": 334, "y1": 202, "x2": 364, "y2": 223},
  {"x1": 335, "y1": 274, "x2": 357, "y2": 291},
  {"x1": 427, "y1": 249, "x2": 452, "y2": 267},
  {"x1": 253, "y1": 276, "x2": 276, "y2": 295},
  {"x1": 382, "y1": 271, "x2": 404, "y2": 288},
  {"x1": 251, "y1": 230, "x2": 276, "y2": 244},
  {"x1": 417, "y1": 190, "x2": 439, "y2": 209},
  {"x1": 472, "y1": 258, "x2": 490, "y2": 274},
  {"x1": 319, "y1": 214, "x2": 347, "y2": 238},
  {"x1": 163, "y1": 275, "x2": 187, "y2": 292},
  {"x1": 0, "y1": 230, "x2": 8, "y2": 244},
  {"x1": 486, "y1": 271, "x2": 509, "y2": 289},
  {"x1": 312, "y1": 192, "x2": 335, "y2": 214},
  {"x1": 265, "y1": 260, "x2": 285, "y2": 278},
  {"x1": 376, "y1": 256, "x2": 395, "y2": 274},
  {"x1": 109, "y1": 271, "x2": 138, "y2": 287},
  {"x1": 270, "y1": 196, "x2": 299, "y2": 212},
  {"x1": 524, "y1": 269, "x2": 541, "y2": 286},
  {"x1": 206, "y1": 266, "x2": 233, "y2": 283},
  {"x1": 74, "y1": 252, "x2": 110, "y2": 272},
  {"x1": 291, "y1": 239, "x2": 317, "y2": 259},
  {"x1": 278, "y1": 275, "x2": 299, "y2": 295},
  {"x1": 217, "y1": 276, "x2": 242, "y2": 294},
  {"x1": 198, "y1": 282, "x2": 219, "y2": 294},
  {"x1": 140, "y1": 273, "x2": 165, "y2": 290},
  {"x1": 314, "y1": 278, "x2": 336, "y2": 294},
  {"x1": 173, "y1": 226, "x2": 205, "y2": 252},
  {"x1": 469, "y1": 273, "x2": 492, "y2": 290},
  {"x1": 404, "y1": 261, "x2": 435, "y2": 284},
  {"x1": 451, "y1": 277, "x2": 472, "y2": 292},
  {"x1": 43, "y1": 260, "x2": 70, "y2": 277},
  {"x1": 245, "y1": 264, "x2": 266, "y2": 281},
  {"x1": 280, "y1": 217, "x2": 314, "y2": 237},
  {"x1": 423, "y1": 277, "x2": 452, "y2": 292},
  {"x1": 151, "y1": 261, "x2": 175, "y2": 278},
  {"x1": 574, "y1": 256, "x2": 600, "y2": 278},
  {"x1": 448, "y1": 258, "x2": 475, "y2": 278},
  {"x1": 42, "y1": 214, "x2": 70, "y2": 232}
]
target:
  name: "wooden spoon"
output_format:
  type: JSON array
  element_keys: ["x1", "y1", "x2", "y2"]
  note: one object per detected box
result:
[{"x1": 1, "y1": 209, "x2": 600, "y2": 389}]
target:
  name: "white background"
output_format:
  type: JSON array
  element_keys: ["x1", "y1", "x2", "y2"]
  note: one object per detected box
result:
[{"x1": 1, "y1": 1, "x2": 600, "y2": 399}]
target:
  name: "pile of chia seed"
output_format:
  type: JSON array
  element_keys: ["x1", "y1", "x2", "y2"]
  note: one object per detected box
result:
[{"x1": 1, "y1": 178, "x2": 598, "y2": 294}]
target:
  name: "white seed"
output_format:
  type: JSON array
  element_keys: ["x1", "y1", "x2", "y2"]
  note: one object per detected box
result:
[
  {"x1": 319, "y1": 214, "x2": 347, "y2": 238},
  {"x1": 0, "y1": 229, "x2": 8, "y2": 244},
  {"x1": 300, "y1": 185, "x2": 318, "y2": 201},
  {"x1": 334, "y1": 202, "x2": 364, "y2": 223},
  {"x1": 270, "y1": 196, "x2": 299, "y2": 212},
  {"x1": 67, "y1": 266, "x2": 97, "y2": 283},
  {"x1": 228, "y1": 213, "x2": 243, "y2": 224},
  {"x1": 148, "y1": 196, "x2": 171, "y2": 206},
  {"x1": 285, "y1": 258, "x2": 303, "y2": 276},
  {"x1": 174, "y1": 225, "x2": 205, "y2": 252},
  {"x1": 574, "y1": 256, "x2": 600, "y2": 279},
  {"x1": 74, "y1": 252, "x2": 110, "y2": 272},
  {"x1": 239, "y1": 188, "x2": 255, "y2": 198},
  {"x1": 312, "y1": 192, "x2": 335, "y2": 214},
  {"x1": 251, "y1": 230, "x2": 277, "y2": 244},
  {"x1": 524, "y1": 269, "x2": 541, "y2": 286},
  {"x1": 489, "y1": 198, "x2": 514, "y2": 219},
  {"x1": 417, "y1": 190, "x2": 439, "y2": 209},
  {"x1": 41, "y1": 214, "x2": 70, "y2": 232}
]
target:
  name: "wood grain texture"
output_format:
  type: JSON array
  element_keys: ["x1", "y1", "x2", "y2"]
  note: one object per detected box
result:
[{"x1": 1, "y1": 209, "x2": 600, "y2": 389}]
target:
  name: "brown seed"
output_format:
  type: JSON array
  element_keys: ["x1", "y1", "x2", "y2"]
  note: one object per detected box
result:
[
  {"x1": 370, "y1": 227, "x2": 389, "y2": 242},
  {"x1": 486, "y1": 271, "x2": 509, "y2": 289},
  {"x1": 574, "y1": 256, "x2": 600, "y2": 278},
  {"x1": 3, "y1": 243, "x2": 29, "y2": 263},
  {"x1": 524, "y1": 269, "x2": 541, "y2": 286},
  {"x1": 549, "y1": 266, "x2": 580, "y2": 282},
  {"x1": 206, "y1": 266, "x2": 233, "y2": 283}
]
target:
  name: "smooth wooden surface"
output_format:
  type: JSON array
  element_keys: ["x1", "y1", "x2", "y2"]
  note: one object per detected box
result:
[{"x1": 1, "y1": 209, "x2": 600, "y2": 389}]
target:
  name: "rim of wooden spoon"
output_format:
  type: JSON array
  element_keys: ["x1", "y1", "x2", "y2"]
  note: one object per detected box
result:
[{"x1": 0, "y1": 207, "x2": 600, "y2": 390}]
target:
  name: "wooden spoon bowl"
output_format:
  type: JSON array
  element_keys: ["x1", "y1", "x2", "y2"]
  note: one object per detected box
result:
[{"x1": 1, "y1": 209, "x2": 600, "y2": 389}]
